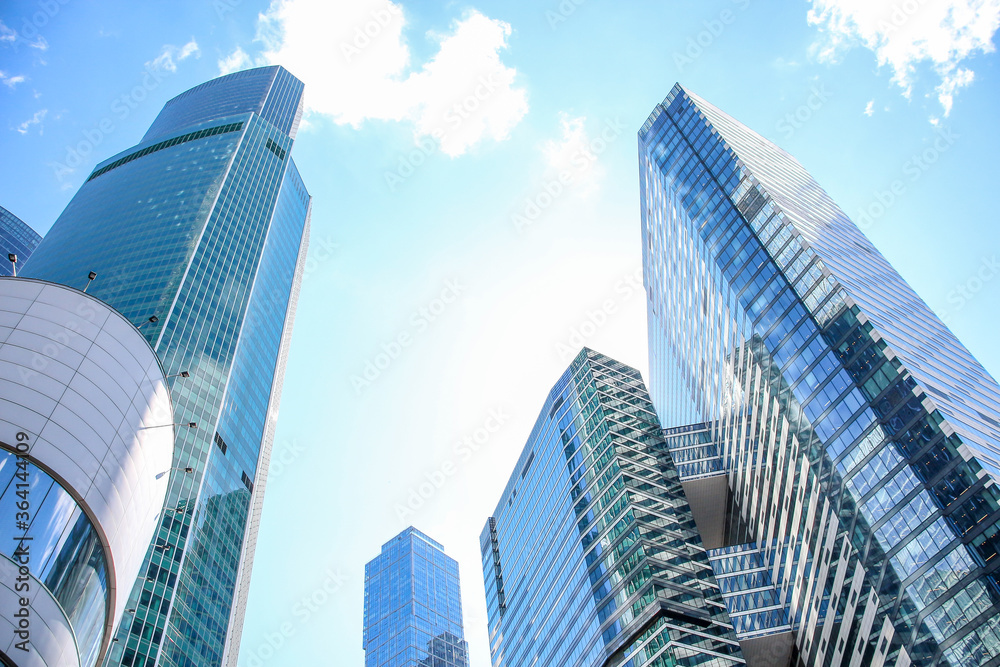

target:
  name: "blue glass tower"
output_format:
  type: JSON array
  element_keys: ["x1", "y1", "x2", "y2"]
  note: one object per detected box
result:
[
  {"x1": 21, "y1": 66, "x2": 311, "y2": 667},
  {"x1": 363, "y1": 527, "x2": 469, "y2": 667},
  {"x1": 481, "y1": 348, "x2": 745, "y2": 667},
  {"x1": 641, "y1": 84, "x2": 1000, "y2": 666},
  {"x1": 0, "y1": 205, "x2": 41, "y2": 276}
]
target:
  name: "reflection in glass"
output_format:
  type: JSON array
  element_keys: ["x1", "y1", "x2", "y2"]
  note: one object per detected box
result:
[{"x1": 0, "y1": 448, "x2": 108, "y2": 667}]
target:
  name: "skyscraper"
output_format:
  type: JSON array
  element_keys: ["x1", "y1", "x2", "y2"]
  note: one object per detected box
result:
[
  {"x1": 0, "y1": 205, "x2": 42, "y2": 276},
  {"x1": 22, "y1": 66, "x2": 311, "y2": 667},
  {"x1": 481, "y1": 348, "x2": 746, "y2": 667},
  {"x1": 640, "y1": 84, "x2": 1000, "y2": 666},
  {"x1": 363, "y1": 527, "x2": 469, "y2": 667}
]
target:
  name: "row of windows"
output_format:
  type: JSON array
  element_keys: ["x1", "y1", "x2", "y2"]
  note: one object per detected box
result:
[{"x1": 88, "y1": 122, "x2": 244, "y2": 182}]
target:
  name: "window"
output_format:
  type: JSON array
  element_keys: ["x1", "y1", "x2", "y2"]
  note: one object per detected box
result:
[
  {"x1": 265, "y1": 137, "x2": 287, "y2": 159},
  {"x1": 214, "y1": 431, "x2": 228, "y2": 455}
]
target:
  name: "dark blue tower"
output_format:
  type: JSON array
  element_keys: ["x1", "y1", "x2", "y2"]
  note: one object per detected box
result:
[{"x1": 0, "y1": 204, "x2": 41, "y2": 276}]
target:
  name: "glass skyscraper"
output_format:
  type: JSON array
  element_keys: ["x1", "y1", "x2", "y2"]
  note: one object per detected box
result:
[
  {"x1": 481, "y1": 348, "x2": 745, "y2": 667},
  {"x1": 363, "y1": 527, "x2": 469, "y2": 667},
  {"x1": 21, "y1": 65, "x2": 311, "y2": 667},
  {"x1": 640, "y1": 84, "x2": 1000, "y2": 666},
  {"x1": 0, "y1": 205, "x2": 42, "y2": 276}
]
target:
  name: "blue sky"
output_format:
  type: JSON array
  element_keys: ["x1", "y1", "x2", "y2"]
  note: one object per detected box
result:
[{"x1": 2, "y1": 0, "x2": 999, "y2": 664}]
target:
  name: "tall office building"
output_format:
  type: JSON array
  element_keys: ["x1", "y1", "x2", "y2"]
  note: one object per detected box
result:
[
  {"x1": 0, "y1": 278, "x2": 175, "y2": 667},
  {"x1": 481, "y1": 348, "x2": 745, "y2": 667},
  {"x1": 363, "y1": 527, "x2": 469, "y2": 667},
  {"x1": 0, "y1": 205, "x2": 42, "y2": 276},
  {"x1": 640, "y1": 84, "x2": 1000, "y2": 665},
  {"x1": 22, "y1": 66, "x2": 311, "y2": 667}
]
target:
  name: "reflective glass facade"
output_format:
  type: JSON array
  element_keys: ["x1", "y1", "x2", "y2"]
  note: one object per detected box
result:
[
  {"x1": 363, "y1": 527, "x2": 469, "y2": 667},
  {"x1": 0, "y1": 449, "x2": 108, "y2": 667},
  {"x1": 641, "y1": 84, "x2": 1000, "y2": 666},
  {"x1": 481, "y1": 348, "x2": 745, "y2": 667},
  {"x1": 706, "y1": 544, "x2": 791, "y2": 640},
  {"x1": 0, "y1": 205, "x2": 41, "y2": 276},
  {"x1": 662, "y1": 424, "x2": 794, "y2": 646},
  {"x1": 142, "y1": 66, "x2": 304, "y2": 144},
  {"x1": 21, "y1": 66, "x2": 311, "y2": 667}
]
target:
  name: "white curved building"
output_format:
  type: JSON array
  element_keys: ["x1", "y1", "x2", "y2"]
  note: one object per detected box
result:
[{"x1": 0, "y1": 278, "x2": 175, "y2": 667}]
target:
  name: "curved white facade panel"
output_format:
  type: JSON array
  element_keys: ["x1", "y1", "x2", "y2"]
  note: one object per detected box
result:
[
  {"x1": 0, "y1": 278, "x2": 174, "y2": 667},
  {"x1": 0, "y1": 556, "x2": 81, "y2": 667}
]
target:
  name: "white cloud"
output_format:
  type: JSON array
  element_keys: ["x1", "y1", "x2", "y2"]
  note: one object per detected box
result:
[
  {"x1": 16, "y1": 109, "x2": 46, "y2": 134},
  {"x1": 864, "y1": 99, "x2": 874, "y2": 116},
  {"x1": 253, "y1": 0, "x2": 528, "y2": 156},
  {"x1": 807, "y1": 0, "x2": 1000, "y2": 115},
  {"x1": 936, "y1": 66, "x2": 975, "y2": 115},
  {"x1": 0, "y1": 71, "x2": 25, "y2": 88},
  {"x1": 0, "y1": 18, "x2": 47, "y2": 50},
  {"x1": 178, "y1": 40, "x2": 199, "y2": 59},
  {"x1": 218, "y1": 46, "x2": 253, "y2": 75},
  {"x1": 541, "y1": 114, "x2": 608, "y2": 197},
  {"x1": 772, "y1": 56, "x2": 801, "y2": 70},
  {"x1": 147, "y1": 39, "x2": 200, "y2": 73}
]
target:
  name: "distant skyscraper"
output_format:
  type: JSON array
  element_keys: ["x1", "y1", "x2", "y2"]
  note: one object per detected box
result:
[
  {"x1": 22, "y1": 66, "x2": 311, "y2": 667},
  {"x1": 364, "y1": 527, "x2": 469, "y2": 667},
  {"x1": 481, "y1": 348, "x2": 745, "y2": 667},
  {"x1": 0, "y1": 205, "x2": 41, "y2": 276},
  {"x1": 641, "y1": 84, "x2": 1000, "y2": 666}
]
